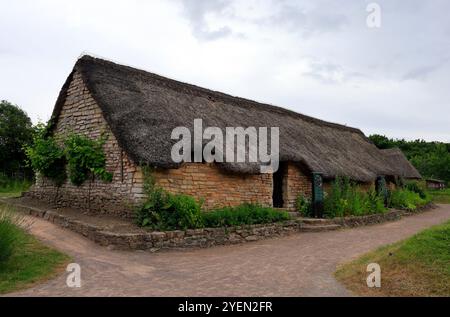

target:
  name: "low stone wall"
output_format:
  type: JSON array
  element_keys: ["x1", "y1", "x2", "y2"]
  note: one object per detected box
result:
[
  {"x1": 330, "y1": 203, "x2": 436, "y2": 227},
  {"x1": 0, "y1": 198, "x2": 435, "y2": 252},
  {"x1": 331, "y1": 210, "x2": 403, "y2": 227}
]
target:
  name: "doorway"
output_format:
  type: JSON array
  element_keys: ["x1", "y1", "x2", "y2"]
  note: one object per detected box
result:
[{"x1": 272, "y1": 163, "x2": 286, "y2": 208}]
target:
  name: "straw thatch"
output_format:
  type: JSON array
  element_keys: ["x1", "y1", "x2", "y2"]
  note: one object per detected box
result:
[
  {"x1": 381, "y1": 148, "x2": 422, "y2": 179},
  {"x1": 50, "y1": 55, "x2": 406, "y2": 182}
]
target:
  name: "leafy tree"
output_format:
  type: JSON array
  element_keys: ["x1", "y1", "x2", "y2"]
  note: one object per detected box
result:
[
  {"x1": 24, "y1": 123, "x2": 66, "y2": 186},
  {"x1": 0, "y1": 100, "x2": 33, "y2": 177}
]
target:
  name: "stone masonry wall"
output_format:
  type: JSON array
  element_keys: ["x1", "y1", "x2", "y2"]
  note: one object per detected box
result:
[
  {"x1": 151, "y1": 163, "x2": 273, "y2": 210},
  {"x1": 283, "y1": 163, "x2": 312, "y2": 210}
]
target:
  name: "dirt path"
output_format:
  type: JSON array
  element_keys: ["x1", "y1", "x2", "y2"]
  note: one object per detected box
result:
[{"x1": 6, "y1": 205, "x2": 450, "y2": 297}]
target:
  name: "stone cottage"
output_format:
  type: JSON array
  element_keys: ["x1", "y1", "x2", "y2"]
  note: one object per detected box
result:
[{"x1": 26, "y1": 55, "x2": 421, "y2": 217}]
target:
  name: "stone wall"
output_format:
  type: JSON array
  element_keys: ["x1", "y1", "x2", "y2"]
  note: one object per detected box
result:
[
  {"x1": 283, "y1": 163, "x2": 312, "y2": 210},
  {"x1": 151, "y1": 163, "x2": 273, "y2": 210}
]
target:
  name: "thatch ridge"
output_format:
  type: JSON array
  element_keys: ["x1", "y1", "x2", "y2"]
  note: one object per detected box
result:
[{"x1": 50, "y1": 55, "x2": 403, "y2": 182}]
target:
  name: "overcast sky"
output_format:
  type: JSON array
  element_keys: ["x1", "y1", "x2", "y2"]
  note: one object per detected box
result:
[{"x1": 1, "y1": 0, "x2": 449, "y2": 141}]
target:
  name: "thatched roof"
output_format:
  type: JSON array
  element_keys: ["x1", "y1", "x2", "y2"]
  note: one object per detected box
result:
[
  {"x1": 51, "y1": 55, "x2": 403, "y2": 182},
  {"x1": 381, "y1": 148, "x2": 421, "y2": 179}
]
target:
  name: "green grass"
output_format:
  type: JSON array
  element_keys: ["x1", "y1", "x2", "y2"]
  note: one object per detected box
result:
[
  {"x1": 0, "y1": 178, "x2": 32, "y2": 193},
  {"x1": 0, "y1": 192, "x2": 23, "y2": 198},
  {"x1": 0, "y1": 206, "x2": 70, "y2": 294},
  {"x1": 0, "y1": 177, "x2": 32, "y2": 199},
  {"x1": 428, "y1": 189, "x2": 450, "y2": 204},
  {"x1": 335, "y1": 220, "x2": 450, "y2": 296}
]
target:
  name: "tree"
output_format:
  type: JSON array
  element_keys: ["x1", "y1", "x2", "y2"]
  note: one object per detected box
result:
[
  {"x1": 368, "y1": 134, "x2": 395, "y2": 149},
  {"x1": 0, "y1": 100, "x2": 33, "y2": 177}
]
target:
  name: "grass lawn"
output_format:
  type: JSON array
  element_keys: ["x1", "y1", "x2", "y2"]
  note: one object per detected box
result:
[
  {"x1": 335, "y1": 220, "x2": 450, "y2": 296},
  {"x1": 428, "y1": 189, "x2": 450, "y2": 204},
  {"x1": 0, "y1": 192, "x2": 23, "y2": 199},
  {"x1": 0, "y1": 204, "x2": 71, "y2": 294}
]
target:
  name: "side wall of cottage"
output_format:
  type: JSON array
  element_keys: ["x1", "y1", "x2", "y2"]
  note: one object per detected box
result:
[
  {"x1": 283, "y1": 163, "x2": 313, "y2": 210},
  {"x1": 26, "y1": 71, "x2": 145, "y2": 217},
  {"x1": 151, "y1": 163, "x2": 274, "y2": 210}
]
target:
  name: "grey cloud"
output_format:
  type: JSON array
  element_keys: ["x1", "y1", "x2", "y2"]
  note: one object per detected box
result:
[
  {"x1": 303, "y1": 61, "x2": 367, "y2": 84},
  {"x1": 264, "y1": 1, "x2": 349, "y2": 37},
  {"x1": 402, "y1": 59, "x2": 449, "y2": 81},
  {"x1": 179, "y1": 0, "x2": 233, "y2": 41}
]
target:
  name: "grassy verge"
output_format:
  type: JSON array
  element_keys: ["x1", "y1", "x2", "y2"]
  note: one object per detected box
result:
[
  {"x1": 428, "y1": 189, "x2": 450, "y2": 204},
  {"x1": 0, "y1": 178, "x2": 31, "y2": 199},
  {"x1": 0, "y1": 192, "x2": 23, "y2": 198},
  {"x1": 335, "y1": 220, "x2": 450, "y2": 296},
  {"x1": 0, "y1": 207, "x2": 70, "y2": 294}
]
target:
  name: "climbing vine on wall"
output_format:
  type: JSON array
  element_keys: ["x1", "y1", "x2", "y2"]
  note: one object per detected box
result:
[
  {"x1": 64, "y1": 134, "x2": 113, "y2": 186},
  {"x1": 25, "y1": 128, "x2": 112, "y2": 187}
]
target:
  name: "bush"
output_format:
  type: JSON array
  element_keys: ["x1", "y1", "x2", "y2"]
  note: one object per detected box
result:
[
  {"x1": 162, "y1": 194, "x2": 203, "y2": 230},
  {"x1": 388, "y1": 188, "x2": 430, "y2": 211},
  {"x1": 64, "y1": 134, "x2": 112, "y2": 186},
  {"x1": 25, "y1": 135, "x2": 66, "y2": 185},
  {"x1": 203, "y1": 204, "x2": 290, "y2": 228},
  {"x1": 324, "y1": 176, "x2": 386, "y2": 218},
  {"x1": 405, "y1": 181, "x2": 428, "y2": 199},
  {"x1": 0, "y1": 208, "x2": 26, "y2": 264},
  {"x1": 295, "y1": 194, "x2": 312, "y2": 217},
  {"x1": 136, "y1": 190, "x2": 204, "y2": 230}
]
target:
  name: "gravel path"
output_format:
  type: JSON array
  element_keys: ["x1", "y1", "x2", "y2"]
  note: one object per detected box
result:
[{"x1": 7, "y1": 205, "x2": 450, "y2": 297}]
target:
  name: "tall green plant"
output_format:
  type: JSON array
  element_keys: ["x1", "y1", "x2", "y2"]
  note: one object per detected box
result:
[
  {"x1": 324, "y1": 176, "x2": 386, "y2": 218},
  {"x1": 63, "y1": 134, "x2": 112, "y2": 186},
  {"x1": 0, "y1": 207, "x2": 27, "y2": 264},
  {"x1": 25, "y1": 124, "x2": 66, "y2": 186},
  {"x1": 135, "y1": 167, "x2": 204, "y2": 230}
]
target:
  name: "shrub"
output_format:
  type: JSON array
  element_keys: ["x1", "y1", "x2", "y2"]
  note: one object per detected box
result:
[
  {"x1": 135, "y1": 167, "x2": 204, "y2": 230},
  {"x1": 324, "y1": 176, "x2": 386, "y2": 218},
  {"x1": 405, "y1": 181, "x2": 428, "y2": 199},
  {"x1": 365, "y1": 189, "x2": 386, "y2": 214},
  {"x1": 295, "y1": 194, "x2": 312, "y2": 217},
  {"x1": 64, "y1": 134, "x2": 112, "y2": 186},
  {"x1": 203, "y1": 204, "x2": 290, "y2": 228},
  {"x1": 25, "y1": 135, "x2": 66, "y2": 185},
  {"x1": 388, "y1": 188, "x2": 430, "y2": 211},
  {"x1": 136, "y1": 191, "x2": 204, "y2": 230},
  {"x1": 0, "y1": 207, "x2": 26, "y2": 264}
]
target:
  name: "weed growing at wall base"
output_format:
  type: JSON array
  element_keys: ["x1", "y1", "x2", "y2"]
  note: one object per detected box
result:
[{"x1": 323, "y1": 176, "x2": 386, "y2": 218}]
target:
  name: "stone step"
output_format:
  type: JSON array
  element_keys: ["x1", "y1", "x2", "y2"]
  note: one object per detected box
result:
[
  {"x1": 301, "y1": 224, "x2": 341, "y2": 232},
  {"x1": 300, "y1": 218, "x2": 333, "y2": 225},
  {"x1": 287, "y1": 212, "x2": 300, "y2": 218}
]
